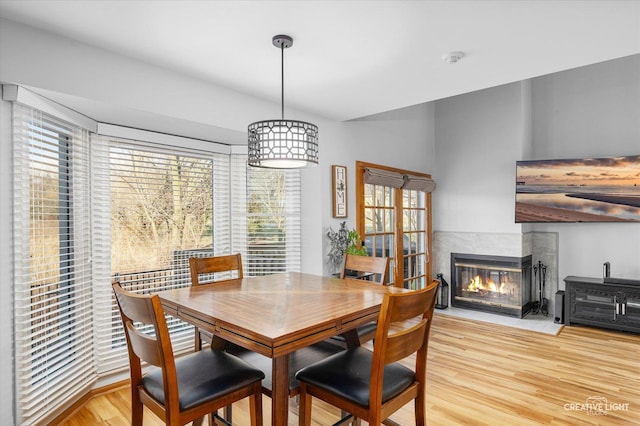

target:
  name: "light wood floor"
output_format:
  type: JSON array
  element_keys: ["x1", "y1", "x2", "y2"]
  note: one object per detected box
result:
[{"x1": 59, "y1": 313, "x2": 640, "y2": 425}]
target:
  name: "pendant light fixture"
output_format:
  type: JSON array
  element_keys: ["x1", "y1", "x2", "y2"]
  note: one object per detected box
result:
[{"x1": 248, "y1": 35, "x2": 319, "y2": 168}]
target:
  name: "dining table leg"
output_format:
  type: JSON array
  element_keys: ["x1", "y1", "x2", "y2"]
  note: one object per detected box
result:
[
  {"x1": 342, "y1": 328, "x2": 361, "y2": 349},
  {"x1": 271, "y1": 353, "x2": 290, "y2": 426}
]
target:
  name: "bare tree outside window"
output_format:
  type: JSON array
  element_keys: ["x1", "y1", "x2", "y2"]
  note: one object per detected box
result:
[{"x1": 110, "y1": 149, "x2": 213, "y2": 274}]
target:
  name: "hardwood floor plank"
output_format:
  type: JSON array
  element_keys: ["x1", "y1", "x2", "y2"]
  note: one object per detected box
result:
[{"x1": 58, "y1": 314, "x2": 639, "y2": 425}]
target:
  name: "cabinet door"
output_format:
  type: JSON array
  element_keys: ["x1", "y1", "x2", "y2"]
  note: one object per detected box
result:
[
  {"x1": 570, "y1": 287, "x2": 615, "y2": 323},
  {"x1": 619, "y1": 290, "x2": 640, "y2": 329}
]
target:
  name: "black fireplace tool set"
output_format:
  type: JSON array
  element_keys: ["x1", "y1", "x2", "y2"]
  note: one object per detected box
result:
[{"x1": 532, "y1": 260, "x2": 548, "y2": 316}]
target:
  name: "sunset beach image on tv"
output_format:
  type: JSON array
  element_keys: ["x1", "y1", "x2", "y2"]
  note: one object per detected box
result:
[{"x1": 515, "y1": 155, "x2": 640, "y2": 223}]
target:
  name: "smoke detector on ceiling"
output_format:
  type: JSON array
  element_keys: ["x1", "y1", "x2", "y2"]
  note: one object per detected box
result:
[{"x1": 443, "y1": 51, "x2": 465, "y2": 64}]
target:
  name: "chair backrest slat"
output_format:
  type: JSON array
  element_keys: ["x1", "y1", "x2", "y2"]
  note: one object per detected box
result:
[
  {"x1": 388, "y1": 286, "x2": 436, "y2": 322},
  {"x1": 383, "y1": 319, "x2": 428, "y2": 365},
  {"x1": 340, "y1": 254, "x2": 389, "y2": 284},
  {"x1": 189, "y1": 253, "x2": 243, "y2": 286},
  {"x1": 126, "y1": 322, "x2": 164, "y2": 367}
]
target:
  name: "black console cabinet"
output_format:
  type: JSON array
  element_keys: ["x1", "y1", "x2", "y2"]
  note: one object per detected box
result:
[{"x1": 564, "y1": 276, "x2": 640, "y2": 334}]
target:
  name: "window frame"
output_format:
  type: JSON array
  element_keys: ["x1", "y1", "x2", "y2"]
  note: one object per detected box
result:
[{"x1": 355, "y1": 160, "x2": 433, "y2": 288}]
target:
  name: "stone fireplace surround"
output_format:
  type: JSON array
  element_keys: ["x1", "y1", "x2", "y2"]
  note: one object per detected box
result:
[{"x1": 433, "y1": 231, "x2": 559, "y2": 321}]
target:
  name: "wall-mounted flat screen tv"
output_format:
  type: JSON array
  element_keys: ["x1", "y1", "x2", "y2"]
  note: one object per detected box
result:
[{"x1": 515, "y1": 155, "x2": 640, "y2": 223}]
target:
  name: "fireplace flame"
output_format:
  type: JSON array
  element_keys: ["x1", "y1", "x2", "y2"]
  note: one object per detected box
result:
[{"x1": 466, "y1": 275, "x2": 512, "y2": 294}]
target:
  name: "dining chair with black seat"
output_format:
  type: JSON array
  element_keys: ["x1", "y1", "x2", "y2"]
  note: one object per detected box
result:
[
  {"x1": 189, "y1": 253, "x2": 243, "y2": 351},
  {"x1": 189, "y1": 254, "x2": 343, "y2": 420},
  {"x1": 295, "y1": 279, "x2": 439, "y2": 426},
  {"x1": 112, "y1": 282, "x2": 264, "y2": 426},
  {"x1": 330, "y1": 254, "x2": 390, "y2": 348}
]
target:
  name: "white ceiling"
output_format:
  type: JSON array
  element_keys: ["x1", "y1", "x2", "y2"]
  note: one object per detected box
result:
[{"x1": 1, "y1": 0, "x2": 639, "y2": 123}]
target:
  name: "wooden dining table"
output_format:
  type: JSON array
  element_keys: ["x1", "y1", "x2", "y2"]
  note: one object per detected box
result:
[{"x1": 158, "y1": 271, "x2": 407, "y2": 426}]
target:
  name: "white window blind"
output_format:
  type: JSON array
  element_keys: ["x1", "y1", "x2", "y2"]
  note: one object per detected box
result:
[
  {"x1": 364, "y1": 167, "x2": 404, "y2": 188},
  {"x1": 11, "y1": 101, "x2": 303, "y2": 422},
  {"x1": 13, "y1": 104, "x2": 95, "y2": 425},
  {"x1": 93, "y1": 136, "x2": 230, "y2": 373},
  {"x1": 365, "y1": 167, "x2": 436, "y2": 193},
  {"x1": 231, "y1": 154, "x2": 301, "y2": 275}
]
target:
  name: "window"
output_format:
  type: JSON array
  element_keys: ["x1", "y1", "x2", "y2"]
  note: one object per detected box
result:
[
  {"x1": 11, "y1": 102, "x2": 302, "y2": 424},
  {"x1": 356, "y1": 161, "x2": 433, "y2": 288},
  {"x1": 231, "y1": 154, "x2": 301, "y2": 275},
  {"x1": 92, "y1": 137, "x2": 231, "y2": 372},
  {"x1": 93, "y1": 140, "x2": 301, "y2": 374},
  {"x1": 13, "y1": 105, "x2": 94, "y2": 425}
]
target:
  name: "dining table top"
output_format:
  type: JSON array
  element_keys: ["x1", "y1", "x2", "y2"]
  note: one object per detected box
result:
[
  {"x1": 159, "y1": 271, "x2": 407, "y2": 358},
  {"x1": 158, "y1": 271, "x2": 412, "y2": 426}
]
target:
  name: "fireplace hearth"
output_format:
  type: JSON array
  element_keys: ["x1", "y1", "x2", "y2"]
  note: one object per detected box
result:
[{"x1": 451, "y1": 253, "x2": 533, "y2": 318}]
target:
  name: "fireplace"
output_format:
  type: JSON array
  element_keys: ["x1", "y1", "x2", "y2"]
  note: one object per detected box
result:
[{"x1": 451, "y1": 253, "x2": 533, "y2": 318}]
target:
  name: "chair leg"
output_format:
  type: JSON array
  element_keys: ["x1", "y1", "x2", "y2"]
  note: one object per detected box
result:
[
  {"x1": 131, "y1": 394, "x2": 143, "y2": 426},
  {"x1": 224, "y1": 405, "x2": 232, "y2": 422},
  {"x1": 194, "y1": 330, "x2": 202, "y2": 351},
  {"x1": 298, "y1": 385, "x2": 312, "y2": 426},
  {"x1": 334, "y1": 413, "x2": 358, "y2": 426},
  {"x1": 250, "y1": 383, "x2": 263, "y2": 426},
  {"x1": 415, "y1": 392, "x2": 426, "y2": 426}
]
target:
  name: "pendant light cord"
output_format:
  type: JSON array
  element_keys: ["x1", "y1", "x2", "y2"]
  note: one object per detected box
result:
[{"x1": 281, "y1": 43, "x2": 285, "y2": 120}]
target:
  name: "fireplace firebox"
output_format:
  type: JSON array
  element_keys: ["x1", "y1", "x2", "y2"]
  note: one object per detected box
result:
[{"x1": 451, "y1": 253, "x2": 533, "y2": 318}]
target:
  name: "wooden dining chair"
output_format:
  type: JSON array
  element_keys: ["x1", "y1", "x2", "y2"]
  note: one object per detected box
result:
[
  {"x1": 112, "y1": 282, "x2": 264, "y2": 426},
  {"x1": 189, "y1": 253, "x2": 343, "y2": 422},
  {"x1": 340, "y1": 253, "x2": 389, "y2": 284},
  {"x1": 296, "y1": 279, "x2": 439, "y2": 426},
  {"x1": 330, "y1": 254, "x2": 390, "y2": 348},
  {"x1": 189, "y1": 253, "x2": 243, "y2": 351},
  {"x1": 189, "y1": 253, "x2": 243, "y2": 286},
  {"x1": 189, "y1": 253, "x2": 245, "y2": 423}
]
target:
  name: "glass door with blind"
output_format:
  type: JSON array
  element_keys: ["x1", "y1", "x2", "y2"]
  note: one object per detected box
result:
[
  {"x1": 402, "y1": 189, "x2": 428, "y2": 288},
  {"x1": 356, "y1": 161, "x2": 433, "y2": 289}
]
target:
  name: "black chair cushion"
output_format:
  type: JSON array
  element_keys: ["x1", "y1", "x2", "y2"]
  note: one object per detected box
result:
[
  {"x1": 226, "y1": 340, "x2": 343, "y2": 394},
  {"x1": 295, "y1": 347, "x2": 415, "y2": 407},
  {"x1": 330, "y1": 322, "x2": 377, "y2": 343},
  {"x1": 142, "y1": 348, "x2": 265, "y2": 411}
]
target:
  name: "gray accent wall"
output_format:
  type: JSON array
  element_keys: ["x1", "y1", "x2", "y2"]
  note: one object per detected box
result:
[
  {"x1": 433, "y1": 54, "x2": 640, "y2": 287},
  {"x1": 529, "y1": 54, "x2": 640, "y2": 280}
]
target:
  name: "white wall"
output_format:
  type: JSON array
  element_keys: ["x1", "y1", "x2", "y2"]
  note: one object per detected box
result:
[
  {"x1": 317, "y1": 104, "x2": 435, "y2": 274},
  {"x1": 0, "y1": 18, "x2": 272, "y2": 138}
]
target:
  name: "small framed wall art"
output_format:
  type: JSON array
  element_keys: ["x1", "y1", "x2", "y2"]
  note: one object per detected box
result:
[{"x1": 332, "y1": 165, "x2": 347, "y2": 218}]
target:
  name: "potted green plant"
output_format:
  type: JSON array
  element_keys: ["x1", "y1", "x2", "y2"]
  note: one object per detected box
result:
[{"x1": 326, "y1": 221, "x2": 367, "y2": 274}]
